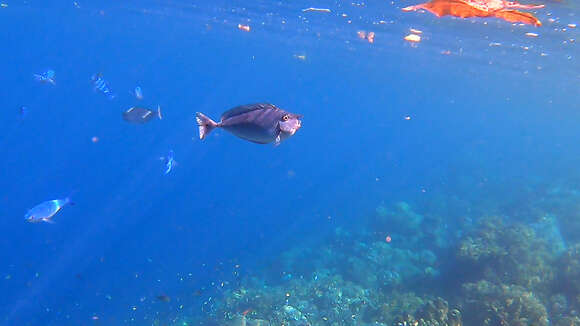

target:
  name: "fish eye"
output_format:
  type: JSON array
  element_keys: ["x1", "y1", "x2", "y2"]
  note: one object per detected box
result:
[{"x1": 282, "y1": 115, "x2": 289, "y2": 121}]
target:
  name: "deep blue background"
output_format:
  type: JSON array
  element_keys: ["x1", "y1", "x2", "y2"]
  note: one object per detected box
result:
[{"x1": 0, "y1": 1, "x2": 578, "y2": 325}]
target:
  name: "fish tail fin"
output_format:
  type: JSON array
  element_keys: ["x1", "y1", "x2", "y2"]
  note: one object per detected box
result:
[
  {"x1": 65, "y1": 190, "x2": 77, "y2": 206},
  {"x1": 195, "y1": 112, "x2": 218, "y2": 140},
  {"x1": 157, "y1": 105, "x2": 163, "y2": 120},
  {"x1": 64, "y1": 197, "x2": 75, "y2": 206}
]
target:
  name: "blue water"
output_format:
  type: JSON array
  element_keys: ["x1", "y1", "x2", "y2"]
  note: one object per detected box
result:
[{"x1": 1, "y1": 1, "x2": 579, "y2": 325}]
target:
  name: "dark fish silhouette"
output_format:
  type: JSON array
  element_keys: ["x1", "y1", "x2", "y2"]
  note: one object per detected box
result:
[
  {"x1": 123, "y1": 105, "x2": 162, "y2": 124},
  {"x1": 19, "y1": 106, "x2": 28, "y2": 122},
  {"x1": 156, "y1": 295, "x2": 171, "y2": 302},
  {"x1": 195, "y1": 103, "x2": 302, "y2": 146}
]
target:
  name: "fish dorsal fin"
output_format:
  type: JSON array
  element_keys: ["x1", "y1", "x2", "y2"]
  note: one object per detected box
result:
[{"x1": 221, "y1": 103, "x2": 275, "y2": 120}]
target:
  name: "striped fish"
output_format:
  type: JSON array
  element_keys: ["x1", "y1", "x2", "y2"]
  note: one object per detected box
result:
[
  {"x1": 33, "y1": 69, "x2": 56, "y2": 85},
  {"x1": 91, "y1": 73, "x2": 115, "y2": 99}
]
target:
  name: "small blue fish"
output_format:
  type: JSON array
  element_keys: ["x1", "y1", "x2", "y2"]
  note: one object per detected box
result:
[
  {"x1": 25, "y1": 197, "x2": 73, "y2": 224},
  {"x1": 91, "y1": 73, "x2": 115, "y2": 99},
  {"x1": 19, "y1": 106, "x2": 28, "y2": 122},
  {"x1": 134, "y1": 86, "x2": 143, "y2": 100},
  {"x1": 160, "y1": 150, "x2": 176, "y2": 175},
  {"x1": 33, "y1": 69, "x2": 56, "y2": 85}
]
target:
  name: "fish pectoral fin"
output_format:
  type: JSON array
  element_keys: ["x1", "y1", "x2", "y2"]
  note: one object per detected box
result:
[{"x1": 274, "y1": 133, "x2": 282, "y2": 147}]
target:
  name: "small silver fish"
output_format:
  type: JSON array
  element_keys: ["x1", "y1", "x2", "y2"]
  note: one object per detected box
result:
[
  {"x1": 134, "y1": 86, "x2": 143, "y2": 100},
  {"x1": 25, "y1": 197, "x2": 73, "y2": 223},
  {"x1": 123, "y1": 105, "x2": 162, "y2": 124},
  {"x1": 160, "y1": 150, "x2": 176, "y2": 175},
  {"x1": 195, "y1": 103, "x2": 302, "y2": 146}
]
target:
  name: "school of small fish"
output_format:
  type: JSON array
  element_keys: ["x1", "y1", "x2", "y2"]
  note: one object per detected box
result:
[
  {"x1": 18, "y1": 0, "x2": 569, "y2": 224},
  {"x1": 23, "y1": 69, "x2": 303, "y2": 223}
]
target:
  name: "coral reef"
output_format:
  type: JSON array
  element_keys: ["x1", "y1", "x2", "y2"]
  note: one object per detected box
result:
[
  {"x1": 462, "y1": 280, "x2": 549, "y2": 326},
  {"x1": 202, "y1": 199, "x2": 580, "y2": 326},
  {"x1": 556, "y1": 244, "x2": 580, "y2": 300},
  {"x1": 394, "y1": 297, "x2": 462, "y2": 326},
  {"x1": 456, "y1": 216, "x2": 556, "y2": 293}
]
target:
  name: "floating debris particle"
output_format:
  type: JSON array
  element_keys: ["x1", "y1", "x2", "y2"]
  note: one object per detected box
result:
[
  {"x1": 91, "y1": 136, "x2": 99, "y2": 143},
  {"x1": 242, "y1": 309, "x2": 252, "y2": 316},
  {"x1": 293, "y1": 54, "x2": 306, "y2": 61},
  {"x1": 404, "y1": 115, "x2": 411, "y2": 120},
  {"x1": 238, "y1": 24, "x2": 250, "y2": 32},
  {"x1": 0, "y1": 3, "x2": 7, "y2": 8},
  {"x1": 410, "y1": 28, "x2": 423, "y2": 34},
  {"x1": 302, "y1": 7, "x2": 331, "y2": 13},
  {"x1": 489, "y1": 42, "x2": 502, "y2": 47},
  {"x1": 525, "y1": 32, "x2": 539, "y2": 37},
  {"x1": 386, "y1": 235, "x2": 392, "y2": 243},
  {"x1": 568, "y1": 23, "x2": 576, "y2": 28},
  {"x1": 404, "y1": 34, "x2": 421, "y2": 43},
  {"x1": 441, "y1": 50, "x2": 451, "y2": 55},
  {"x1": 357, "y1": 31, "x2": 375, "y2": 43}
]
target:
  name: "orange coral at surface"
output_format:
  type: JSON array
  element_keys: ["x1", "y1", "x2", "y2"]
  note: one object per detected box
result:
[{"x1": 402, "y1": 0, "x2": 542, "y2": 26}]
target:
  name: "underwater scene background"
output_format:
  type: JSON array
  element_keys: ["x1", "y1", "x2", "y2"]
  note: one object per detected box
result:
[{"x1": 1, "y1": 0, "x2": 579, "y2": 325}]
